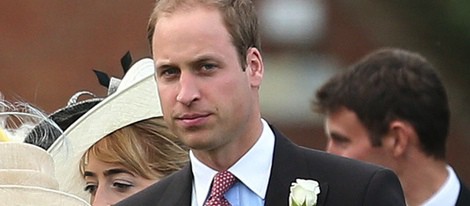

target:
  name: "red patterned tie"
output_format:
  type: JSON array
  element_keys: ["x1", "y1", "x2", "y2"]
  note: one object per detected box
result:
[{"x1": 204, "y1": 171, "x2": 237, "y2": 206}]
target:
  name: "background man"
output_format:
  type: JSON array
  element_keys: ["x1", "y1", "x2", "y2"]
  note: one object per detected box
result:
[{"x1": 314, "y1": 48, "x2": 470, "y2": 205}]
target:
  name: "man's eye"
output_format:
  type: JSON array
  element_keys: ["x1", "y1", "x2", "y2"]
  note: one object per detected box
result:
[
  {"x1": 328, "y1": 134, "x2": 351, "y2": 148},
  {"x1": 161, "y1": 68, "x2": 179, "y2": 76},
  {"x1": 201, "y1": 63, "x2": 216, "y2": 71},
  {"x1": 159, "y1": 68, "x2": 181, "y2": 80},
  {"x1": 84, "y1": 184, "x2": 97, "y2": 194},
  {"x1": 332, "y1": 139, "x2": 349, "y2": 149}
]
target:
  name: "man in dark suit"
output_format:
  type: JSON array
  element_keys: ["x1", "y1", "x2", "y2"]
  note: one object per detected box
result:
[
  {"x1": 314, "y1": 48, "x2": 470, "y2": 205},
  {"x1": 117, "y1": 0, "x2": 406, "y2": 205}
]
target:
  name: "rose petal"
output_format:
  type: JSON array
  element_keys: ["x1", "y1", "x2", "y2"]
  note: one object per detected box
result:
[
  {"x1": 291, "y1": 183, "x2": 309, "y2": 204},
  {"x1": 289, "y1": 179, "x2": 320, "y2": 206},
  {"x1": 296, "y1": 179, "x2": 319, "y2": 191}
]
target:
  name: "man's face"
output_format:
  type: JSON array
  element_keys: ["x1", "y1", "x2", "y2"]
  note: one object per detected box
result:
[
  {"x1": 151, "y1": 6, "x2": 262, "y2": 152},
  {"x1": 325, "y1": 107, "x2": 392, "y2": 166}
]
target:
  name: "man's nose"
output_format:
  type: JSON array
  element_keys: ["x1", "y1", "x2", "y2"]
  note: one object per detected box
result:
[{"x1": 176, "y1": 72, "x2": 200, "y2": 106}]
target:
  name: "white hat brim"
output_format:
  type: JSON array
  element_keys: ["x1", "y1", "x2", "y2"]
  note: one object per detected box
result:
[
  {"x1": 0, "y1": 185, "x2": 90, "y2": 206},
  {"x1": 47, "y1": 58, "x2": 162, "y2": 201}
]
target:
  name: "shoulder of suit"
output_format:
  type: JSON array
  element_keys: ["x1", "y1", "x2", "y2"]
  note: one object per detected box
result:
[
  {"x1": 457, "y1": 180, "x2": 470, "y2": 205},
  {"x1": 298, "y1": 145, "x2": 388, "y2": 174}
]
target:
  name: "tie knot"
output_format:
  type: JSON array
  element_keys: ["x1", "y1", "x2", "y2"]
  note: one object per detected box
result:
[{"x1": 210, "y1": 171, "x2": 237, "y2": 197}]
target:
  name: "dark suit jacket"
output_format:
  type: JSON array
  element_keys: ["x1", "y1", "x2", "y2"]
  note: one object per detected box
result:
[
  {"x1": 116, "y1": 126, "x2": 405, "y2": 206},
  {"x1": 456, "y1": 178, "x2": 470, "y2": 206}
]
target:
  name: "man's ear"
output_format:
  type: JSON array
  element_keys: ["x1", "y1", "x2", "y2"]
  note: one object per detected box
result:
[
  {"x1": 245, "y1": 47, "x2": 263, "y2": 87},
  {"x1": 385, "y1": 120, "x2": 416, "y2": 157}
]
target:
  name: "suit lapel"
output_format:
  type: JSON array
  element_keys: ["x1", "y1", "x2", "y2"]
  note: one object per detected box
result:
[
  {"x1": 157, "y1": 126, "x2": 332, "y2": 205},
  {"x1": 264, "y1": 126, "x2": 329, "y2": 206},
  {"x1": 157, "y1": 164, "x2": 193, "y2": 205}
]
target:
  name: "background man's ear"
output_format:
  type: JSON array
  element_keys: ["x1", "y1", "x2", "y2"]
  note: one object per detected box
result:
[{"x1": 387, "y1": 120, "x2": 416, "y2": 157}]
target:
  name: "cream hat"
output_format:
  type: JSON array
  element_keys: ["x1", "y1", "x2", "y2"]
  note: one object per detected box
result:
[
  {"x1": 0, "y1": 142, "x2": 90, "y2": 206},
  {"x1": 47, "y1": 57, "x2": 163, "y2": 201}
]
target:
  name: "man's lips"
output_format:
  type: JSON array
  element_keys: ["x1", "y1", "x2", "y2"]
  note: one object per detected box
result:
[{"x1": 175, "y1": 113, "x2": 211, "y2": 127}]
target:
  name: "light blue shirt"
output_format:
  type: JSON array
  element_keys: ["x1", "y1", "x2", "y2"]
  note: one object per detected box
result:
[{"x1": 190, "y1": 119, "x2": 275, "y2": 206}]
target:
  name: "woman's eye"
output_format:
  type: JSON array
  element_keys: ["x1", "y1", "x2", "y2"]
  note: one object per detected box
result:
[
  {"x1": 112, "y1": 181, "x2": 133, "y2": 192},
  {"x1": 84, "y1": 184, "x2": 97, "y2": 194}
]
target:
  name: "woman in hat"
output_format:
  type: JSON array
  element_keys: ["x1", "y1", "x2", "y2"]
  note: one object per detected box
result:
[
  {"x1": 79, "y1": 117, "x2": 187, "y2": 205},
  {"x1": 0, "y1": 95, "x2": 90, "y2": 206},
  {"x1": 42, "y1": 56, "x2": 188, "y2": 205}
]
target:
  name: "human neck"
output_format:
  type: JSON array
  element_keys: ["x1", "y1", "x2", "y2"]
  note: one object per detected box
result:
[
  {"x1": 399, "y1": 154, "x2": 448, "y2": 206},
  {"x1": 193, "y1": 118, "x2": 264, "y2": 171}
]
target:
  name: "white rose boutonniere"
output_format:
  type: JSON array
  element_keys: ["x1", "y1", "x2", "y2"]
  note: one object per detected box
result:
[{"x1": 289, "y1": 178, "x2": 321, "y2": 206}]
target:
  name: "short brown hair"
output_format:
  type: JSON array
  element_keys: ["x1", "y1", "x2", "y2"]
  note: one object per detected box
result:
[
  {"x1": 147, "y1": 0, "x2": 260, "y2": 68},
  {"x1": 314, "y1": 48, "x2": 450, "y2": 159}
]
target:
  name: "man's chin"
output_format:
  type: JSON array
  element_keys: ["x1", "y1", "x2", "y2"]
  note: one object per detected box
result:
[
  {"x1": 177, "y1": 130, "x2": 204, "y2": 146},
  {"x1": 181, "y1": 136, "x2": 217, "y2": 151}
]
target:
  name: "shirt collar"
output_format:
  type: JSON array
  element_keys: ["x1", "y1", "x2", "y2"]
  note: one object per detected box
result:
[
  {"x1": 190, "y1": 119, "x2": 275, "y2": 206},
  {"x1": 422, "y1": 165, "x2": 460, "y2": 206},
  {"x1": 190, "y1": 151, "x2": 217, "y2": 206}
]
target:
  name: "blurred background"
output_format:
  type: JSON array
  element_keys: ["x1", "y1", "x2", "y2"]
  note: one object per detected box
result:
[{"x1": 1, "y1": 0, "x2": 469, "y2": 183}]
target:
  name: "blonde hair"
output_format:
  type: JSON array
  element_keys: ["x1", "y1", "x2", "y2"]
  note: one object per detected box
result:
[{"x1": 80, "y1": 117, "x2": 188, "y2": 180}]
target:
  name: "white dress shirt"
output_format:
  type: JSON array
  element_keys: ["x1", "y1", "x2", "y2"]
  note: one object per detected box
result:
[
  {"x1": 422, "y1": 165, "x2": 460, "y2": 206},
  {"x1": 190, "y1": 119, "x2": 275, "y2": 206}
]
